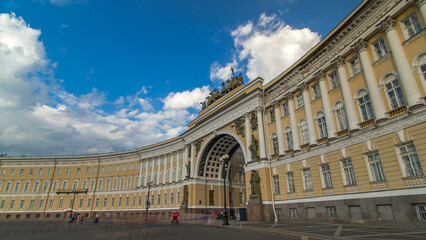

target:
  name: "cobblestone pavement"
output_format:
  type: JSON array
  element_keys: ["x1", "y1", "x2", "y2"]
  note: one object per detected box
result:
[
  {"x1": 218, "y1": 220, "x2": 426, "y2": 240},
  {"x1": 1, "y1": 218, "x2": 425, "y2": 240}
]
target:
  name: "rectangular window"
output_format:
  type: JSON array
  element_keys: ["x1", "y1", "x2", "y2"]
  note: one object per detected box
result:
[
  {"x1": 73, "y1": 180, "x2": 78, "y2": 189},
  {"x1": 39, "y1": 199, "x2": 44, "y2": 209},
  {"x1": 5, "y1": 182, "x2": 11, "y2": 192},
  {"x1": 1, "y1": 169, "x2": 5, "y2": 176},
  {"x1": 19, "y1": 200, "x2": 25, "y2": 209},
  {"x1": 138, "y1": 196, "x2": 142, "y2": 206},
  {"x1": 269, "y1": 110, "x2": 275, "y2": 123},
  {"x1": 239, "y1": 192, "x2": 244, "y2": 204},
  {"x1": 287, "y1": 172, "x2": 295, "y2": 193},
  {"x1": 125, "y1": 197, "x2": 129, "y2": 207},
  {"x1": 164, "y1": 194, "x2": 167, "y2": 205},
  {"x1": 85, "y1": 167, "x2": 90, "y2": 174},
  {"x1": 123, "y1": 164, "x2": 127, "y2": 171},
  {"x1": 14, "y1": 182, "x2": 21, "y2": 193},
  {"x1": 93, "y1": 167, "x2": 97, "y2": 174},
  {"x1": 342, "y1": 158, "x2": 357, "y2": 186},
  {"x1": 170, "y1": 193, "x2": 174, "y2": 205},
  {"x1": 29, "y1": 169, "x2": 33, "y2": 176},
  {"x1": 151, "y1": 194, "x2": 154, "y2": 206},
  {"x1": 209, "y1": 190, "x2": 215, "y2": 205},
  {"x1": 33, "y1": 181, "x2": 40, "y2": 192},
  {"x1": 177, "y1": 192, "x2": 180, "y2": 204},
  {"x1": 9, "y1": 200, "x2": 15, "y2": 209},
  {"x1": 118, "y1": 197, "x2": 122, "y2": 207},
  {"x1": 303, "y1": 168, "x2": 313, "y2": 191},
  {"x1": 326, "y1": 206, "x2": 337, "y2": 219},
  {"x1": 49, "y1": 199, "x2": 54, "y2": 208},
  {"x1": 108, "y1": 166, "x2": 112, "y2": 173},
  {"x1": 10, "y1": 169, "x2": 15, "y2": 176},
  {"x1": 0, "y1": 200, "x2": 5, "y2": 209},
  {"x1": 116, "y1": 165, "x2": 119, "y2": 172},
  {"x1": 127, "y1": 177, "x2": 132, "y2": 189},
  {"x1": 398, "y1": 143, "x2": 423, "y2": 177},
  {"x1": 90, "y1": 180, "x2": 95, "y2": 191},
  {"x1": 403, "y1": 12, "x2": 423, "y2": 38},
  {"x1": 82, "y1": 180, "x2": 87, "y2": 189},
  {"x1": 101, "y1": 166, "x2": 105, "y2": 174},
  {"x1": 157, "y1": 194, "x2": 161, "y2": 205},
  {"x1": 103, "y1": 198, "x2": 107, "y2": 207},
  {"x1": 282, "y1": 102, "x2": 289, "y2": 116},
  {"x1": 329, "y1": 71, "x2": 339, "y2": 90},
  {"x1": 59, "y1": 199, "x2": 64, "y2": 208},
  {"x1": 273, "y1": 175, "x2": 280, "y2": 194},
  {"x1": 79, "y1": 199, "x2": 83, "y2": 208},
  {"x1": 47, "y1": 168, "x2": 52, "y2": 176},
  {"x1": 98, "y1": 179, "x2": 103, "y2": 190},
  {"x1": 276, "y1": 208, "x2": 282, "y2": 219},
  {"x1": 290, "y1": 208, "x2": 298, "y2": 218},
  {"x1": 62, "y1": 181, "x2": 68, "y2": 190},
  {"x1": 30, "y1": 200, "x2": 35, "y2": 209},
  {"x1": 76, "y1": 168, "x2": 81, "y2": 175},
  {"x1": 106, "y1": 179, "x2": 111, "y2": 190},
  {"x1": 311, "y1": 84, "x2": 321, "y2": 100},
  {"x1": 19, "y1": 169, "x2": 24, "y2": 176},
  {"x1": 413, "y1": 203, "x2": 426, "y2": 221},
  {"x1": 120, "y1": 178, "x2": 124, "y2": 190},
  {"x1": 111, "y1": 198, "x2": 115, "y2": 207},
  {"x1": 95, "y1": 198, "x2": 100, "y2": 207},
  {"x1": 373, "y1": 37, "x2": 388, "y2": 60},
  {"x1": 87, "y1": 198, "x2": 92, "y2": 208},
  {"x1": 56, "y1": 168, "x2": 61, "y2": 176},
  {"x1": 348, "y1": 56, "x2": 361, "y2": 76},
  {"x1": 42, "y1": 181, "x2": 49, "y2": 192},
  {"x1": 296, "y1": 94, "x2": 304, "y2": 108},
  {"x1": 52, "y1": 181, "x2": 58, "y2": 191},
  {"x1": 113, "y1": 179, "x2": 117, "y2": 190},
  {"x1": 65, "y1": 168, "x2": 70, "y2": 175},
  {"x1": 130, "y1": 163, "x2": 134, "y2": 170},
  {"x1": 366, "y1": 152, "x2": 386, "y2": 182},
  {"x1": 321, "y1": 164, "x2": 333, "y2": 189}
]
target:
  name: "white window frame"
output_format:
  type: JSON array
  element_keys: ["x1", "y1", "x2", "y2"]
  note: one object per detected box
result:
[
  {"x1": 315, "y1": 111, "x2": 328, "y2": 139},
  {"x1": 320, "y1": 164, "x2": 333, "y2": 189},
  {"x1": 355, "y1": 89, "x2": 374, "y2": 122},
  {"x1": 271, "y1": 133, "x2": 279, "y2": 155},
  {"x1": 302, "y1": 168, "x2": 313, "y2": 191},
  {"x1": 401, "y1": 12, "x2": 423, "y2": 39},
  {"x1": 396, "y1": 142, "x2": 423, "y2": 178},
  {"x1": 334, "y1": 102, "x2": 348, "y2": 131},
  {"x1": 341, "y1": 158, "x2": 357, "y2": 186},
  {"x1": 296, "y1": 94, "x2": 304, "y2": 109},
  {"x1": 348, "y1": 56, "x2": 361, "y2": 77},
  {"x1": 328, "y1": 71, "x2": 340, "y2": 90},
  {"x1": 287, "y1": 172, "x2": 295, "y2": 193},
  {"x1": 285, "y1": 127, "x2": 293, "y2": 150},
  {"x1": 365, "y1": 151, "x2": 386, "y2": 182},
  {"x1": 273, "y1": 175, "x2": 280, "y2": 194},
  {"x1": 282, "y1": 102, "x2": 289, "y2": 116},
  {"x1": 299, "y1": 119, "x2": 309, "y2": 145},
  {"x1": 269, "y1": 109, "x2": 275, "y2": 123},
  {"x1": 372, "y1": 37, "x2": 389, "y2": 61},
  {"x1": 311, "y1": 83, "x2": 321, "y2": 100},
  {"x1": 381, "y1": 74, "x2": 406, "y2": 110}
]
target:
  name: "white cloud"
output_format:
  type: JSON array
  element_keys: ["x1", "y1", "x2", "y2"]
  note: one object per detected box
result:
[
  {"x1": 163, "y1": 86, "x2": 210, "y2": 110},
  {"x1": 214, "y1": 13, "x2": 321, "y2": 84},
  {"x1": 209, "y1": 60, "x2": 239, "y2": 82},
  {"x1": 0, "y1": 13, "x2": 205, "y2": 156}
]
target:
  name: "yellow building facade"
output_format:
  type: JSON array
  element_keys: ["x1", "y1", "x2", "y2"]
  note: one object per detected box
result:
[{"x1": 1, "y1": 0, "x2": 426, "y2": 228}]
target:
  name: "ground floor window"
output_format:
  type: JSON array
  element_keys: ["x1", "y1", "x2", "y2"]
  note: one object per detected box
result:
[
  {"x1": 413, "y1": 203, "x2": 426, "y2": 221},
  {"x1": 326, "y1": 206, "x2": 337, "y2": 219},
  {"x1": 290, "y1": 208, "x2": 298, "y2": 218}
]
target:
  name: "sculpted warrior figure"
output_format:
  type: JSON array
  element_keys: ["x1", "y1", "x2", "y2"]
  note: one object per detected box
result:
[{"x1": 250, "y1": 170, "x2": 261, "y2": 195}]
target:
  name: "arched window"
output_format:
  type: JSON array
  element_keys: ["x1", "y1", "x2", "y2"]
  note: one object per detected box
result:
[
  {"x1": 299, "y1": 119, "x2": 309, "y2": 145},
  {"x1": 334, "y1": 102, "x2": 348, "y2": 131},
  {"x1": 356, "y1": 90, "x2": 374, "y2": 121},
  {"x1": 382, "y1": 74, "x2": 406, "y2": 110},
  {"x1": 285, "y1": 127, "x2": 293, "y2": 150},
  {"x1": 417, "y1": 54, "x2": 426, "y2": 81},
  {"x1": 316, "y1": 111, "x2": 328, "y2": 139},
  {"x1": 271, "y1": 133, "x2": 279, "y2": 155}
]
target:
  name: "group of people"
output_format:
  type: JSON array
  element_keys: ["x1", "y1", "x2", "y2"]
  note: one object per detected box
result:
[{"x1": 68, "y1": 212, "x2": 99, "y2": 224}]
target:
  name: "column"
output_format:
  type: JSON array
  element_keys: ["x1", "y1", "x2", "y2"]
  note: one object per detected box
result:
[
  {"x1": 287, "y1": 94, "x2": 300, "y2": 151},
  {"x1": 412, "y1": 0, "x2": 426, "y2": 23},
  {"x1": 355, "y1": 39, "x2": 387, "y2": 121},
  {"x1": 137, "y1": 154, "x2": 143, "y2": 187},
  {"x1": 334, "y1": 56, "x2": 359, "y2": 131},
  {"x1": 379, "y1": 17, "x2": 423, "y2": 108},
  {"x1": 169, "y1": 153, "x2": 174, "y2": 184},
  {"x1": 244, "y1": 113, "x2": 252, "y2": 162},
  {"x1": 144, "y1": 158, "x2": 149, "y2": 186},
  {"x1": 190, "y1": 142, "x2": 195, "y2": 178},
  {"x1": 300, "y1": 83, "x2": 317, "y2": 145},
  {"x1": 273, "y1": 102, "x2": 285, "y2": 155},
  {"x1": 176, "y1": 151, "x2": 180, "y2": 182},
  {"x1": 183, "y1": 145, "x2": 188, "y2": 180},
  {"x1": 316, "y1": 71, "x2": 337, "y2": 138},
  {"x1": 256, "y1": 107, "x2": 267, "y2": 159}
]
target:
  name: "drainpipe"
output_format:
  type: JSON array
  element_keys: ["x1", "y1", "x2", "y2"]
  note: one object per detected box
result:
[
  {"x1": 42, "y1": 159, "x2": 57, "y2": 219},
  {"x1": 261, "y1": 88, "x2": 278, "y2": 223}
]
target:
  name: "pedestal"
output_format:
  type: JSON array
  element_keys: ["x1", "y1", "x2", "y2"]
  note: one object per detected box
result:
[{"x1": 247, "y1": 194, "x2": 264, "y2": 222}]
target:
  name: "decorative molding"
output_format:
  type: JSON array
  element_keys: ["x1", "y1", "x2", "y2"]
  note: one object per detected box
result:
[
  {"x1": 378, "y1": 16, "x2": 396, "y2": 33},
  {"x1": 353, "y1": 39, "x2": 368, "y2": 52}
]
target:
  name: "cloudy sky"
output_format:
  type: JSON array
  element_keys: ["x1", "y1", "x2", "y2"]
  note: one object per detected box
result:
[{"x1": 0, "y1": 0, "x2": 362, "y2": 156}]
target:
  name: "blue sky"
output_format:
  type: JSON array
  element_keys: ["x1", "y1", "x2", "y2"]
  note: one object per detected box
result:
[{"x1": 0, "y1": 0, "x2": 363, "y2": 156}]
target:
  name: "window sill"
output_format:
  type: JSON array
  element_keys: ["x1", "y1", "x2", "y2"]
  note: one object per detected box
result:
[
  {"x1": 402, "y1": 28, "x2": 426, "y2": 46},
  {"x1": 328, "y1": 86, "x2": 340, "y2": 94},
  {"x1": 281, "y1": 114, "x2": 289, "y2": 119},
  {"x1": 322, "y1": 187, "x2": 334, "y2": 190},
  {"x1": 295, "y1": 106, "x2": 304, "y2": 111},
  {"x1": 372, "y1": 52, "x2": 391, "y2": 66},
  {"x1": 311, "y1": 97, "x2": 321, "y2": 104},
  {"x1": 347, "y1": 70, "x2": 363, "y2": 82}
]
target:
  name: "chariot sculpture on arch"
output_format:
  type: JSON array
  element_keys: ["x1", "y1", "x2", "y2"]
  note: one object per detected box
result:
[{"x1": 200, "y1": 68, "x2": 245, "y2": 110}]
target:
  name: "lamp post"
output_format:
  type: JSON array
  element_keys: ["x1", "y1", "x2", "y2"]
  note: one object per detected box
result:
[
  {"x1": 219, "y1": 154, "x2": 230, "y2": 226},
  {"x1": 56, "y1": 188, "x2": 88, "y2": 220},
  {"x1": 145, "y1": 181, "x2": 153, "y2": 221}
]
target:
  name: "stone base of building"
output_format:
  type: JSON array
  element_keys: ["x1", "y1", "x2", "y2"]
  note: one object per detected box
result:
[{"x1": 269, "y1": 192, "x2": 426, "y2": 229}]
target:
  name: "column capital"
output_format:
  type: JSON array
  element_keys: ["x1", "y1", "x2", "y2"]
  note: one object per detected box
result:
[
  {"x1": 353, "y1": 39, "x2": 368, "y2": 52},
  {"x1": 407, "y1": 0, "x2": 426, "y2": 8},
  {"x1": 255, "y1": 106, "x2": 263, "y2": 113},
  {"x1": 332, "y1": 56, "x2": 345, "y2": 67},
  {"x1": 378, "y1": 16, "x2": 396, "y2": 33},
  {"x1": 243, "y1": 112, "x2": 251, "y2": 118},
  {"x1": 314, "y1": 70, "x2": 326, "y2": 81},
  {"x1": 284, "y1": 93, "x2": 293, "y2": 101},
  {"x1": 298, "y1": 82, "x2": 309, "y2": 92},
  {"x1": 272, "y1": 100, "x2": 280, "y2": 108}
]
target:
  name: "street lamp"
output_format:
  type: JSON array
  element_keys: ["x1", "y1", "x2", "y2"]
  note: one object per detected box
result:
[
  {"x1": 145, "y1": 181, "x2": 153, "y2": 221},
  {"x1": 219, "y1": 154, "x2": 230, "y2": 226},
  {"x1": 56, "y1": 188, "x2": 88, "y2": 221}
]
